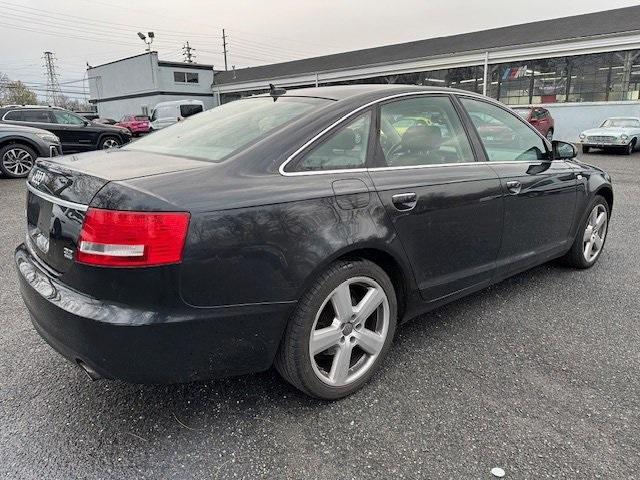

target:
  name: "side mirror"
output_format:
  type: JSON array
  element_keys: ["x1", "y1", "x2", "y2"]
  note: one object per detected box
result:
[{"x1": 552, "y1": 140, "x2": 577, "y2": 160}]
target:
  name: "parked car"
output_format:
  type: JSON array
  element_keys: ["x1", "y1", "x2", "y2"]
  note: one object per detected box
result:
[
  {"x1": 578, "y1": 117, "x2": 640, "y2": 155},
  {"x1": 0, "y1": 105, "x2": 132, "y2": 153},
  {"x1": 93, "y1": 118, "x2": 117, "y2": 125},
  {"x1": 150, "y1": 99, "x2": 204, "y2": 130},
  {"x1": 116, "y1": 114, "x2": 151, "y2": 136},
  {"x1": 512, "y1": 106, "x2": 555, "y2": 141},
  {"x1": 15, "y1": 85, "x2": 613, "y2": 400},
  {"x1": 0, "y1": 123, "x2": 61, "y2": 178}
]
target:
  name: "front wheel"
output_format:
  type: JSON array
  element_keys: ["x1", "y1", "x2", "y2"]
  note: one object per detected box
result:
[
  {"x1": 622, "y1": 140, "x2": 635, "y2": 155},
  {"x1": 545, "y1": 129, "x2": 554, "y2": 142},
  {"x1": 275, "y1": 259, "x2": 397, "y2": 400},
  {"x1": 0, "y1": 143, "x2": 37, "y2": 178},
  {"x1": 100, "y1": 136, "x2": 120, "y2": 149},
  {"x1": 561, "y1": 195, "x2": 610, "y2": 268}
]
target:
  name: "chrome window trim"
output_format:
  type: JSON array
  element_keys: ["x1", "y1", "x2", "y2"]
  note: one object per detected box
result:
[
  {"x1": 26, "y1": 182, "x2": 89, "y2": 212},
  {"x1": 279, "y1": 91, "x2": 452, "y2": 177}
]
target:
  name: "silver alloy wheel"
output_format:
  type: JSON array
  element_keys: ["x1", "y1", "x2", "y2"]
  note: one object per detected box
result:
[
  {"x1": 309, "y1": 276, "x2": 389, "y2": 387},
  {"x1": 583, "y1": 204, "x2": 608, "y2": 262},
  {"x1": 2, "y1": 148, "x2": 34, "y2": 176},
  {"x1": 102, "y1": 138, "x2": 119, "y2": 149}
]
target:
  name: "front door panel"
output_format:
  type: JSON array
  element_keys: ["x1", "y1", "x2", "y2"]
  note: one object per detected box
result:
[{"x1": 370, "y1": 164, "x2": 503, "y2": 302}]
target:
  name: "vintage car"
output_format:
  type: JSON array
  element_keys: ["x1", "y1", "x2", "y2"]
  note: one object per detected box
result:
[{"x1": 578, "y1": 117, "x2": 640, "y2": 155}]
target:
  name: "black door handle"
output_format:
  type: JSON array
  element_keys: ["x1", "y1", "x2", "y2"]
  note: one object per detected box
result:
[
  {"x1": 506, "y1": 180, "x2": 522, "y2": 195},
  {"x1": 391, "y1": 192, "x2": 417, "y2": 211}
]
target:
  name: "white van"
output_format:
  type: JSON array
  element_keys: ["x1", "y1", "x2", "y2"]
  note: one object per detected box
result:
[{"x1": 149, "y1": 99, "x2": 205, "y2": 130}]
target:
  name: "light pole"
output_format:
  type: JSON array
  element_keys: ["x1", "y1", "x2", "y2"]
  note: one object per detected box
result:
[{"x1": 137, "y1": 31, "x2": 155, "y2": 52}]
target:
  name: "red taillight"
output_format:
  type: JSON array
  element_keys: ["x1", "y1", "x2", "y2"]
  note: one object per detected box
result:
[{"x1": 76, "y1": 208, "x2": 190, "y2": 267}]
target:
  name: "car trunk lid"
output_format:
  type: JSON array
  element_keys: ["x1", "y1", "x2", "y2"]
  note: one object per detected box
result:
[{"x1": 25, "y1": 150, "x2": 207, "y2": 273}]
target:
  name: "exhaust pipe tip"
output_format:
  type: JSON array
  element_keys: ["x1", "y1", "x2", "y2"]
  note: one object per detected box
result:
[{"x1": 76, "y1": 359, "x2": 102, "y2": 381}]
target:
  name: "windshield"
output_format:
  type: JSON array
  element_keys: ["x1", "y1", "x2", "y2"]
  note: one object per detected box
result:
[
  {"x1": 601, "y1": 118, "x2": 640, "y2": 128},
  {"x1": 126, "y1": 97, "x2": 330, "y2": 162}
]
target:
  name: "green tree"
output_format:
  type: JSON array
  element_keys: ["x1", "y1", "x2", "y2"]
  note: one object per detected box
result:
[{"x1": 0, "y1": 74, "x2": 38, "y2": 105}]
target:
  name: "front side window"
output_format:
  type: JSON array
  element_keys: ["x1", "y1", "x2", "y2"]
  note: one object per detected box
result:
[
  {"x1": 52, "y1": 111, "x2": 85, "y2": 125},
  {"x1": 21, "y1": 110, "x2": 51, "y2": 123},
  {"x1": 126, "y1": 96, "x2": 329, "y2": 163},
  {"x1": 378, "y1": 95, "x2": 474, "y2": 167},
  {"x1": 289, "y1": 112, "x2": 371, "y2": 172},
  {"x1": 461, "y1": 97, "x2": 549, "y2": 162}
]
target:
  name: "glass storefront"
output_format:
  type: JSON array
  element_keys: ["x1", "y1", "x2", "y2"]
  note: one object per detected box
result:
[{"x1": 219, "y1": 49, "x2": 640, "y2": 105}]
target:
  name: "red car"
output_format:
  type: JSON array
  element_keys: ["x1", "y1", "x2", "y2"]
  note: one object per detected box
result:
[
  {"x1": 512, "y1": 106, "x2": 555, "y2": 142},
  {"x1": 116, "y1": 115, "x2": 151, "y2": 136}
]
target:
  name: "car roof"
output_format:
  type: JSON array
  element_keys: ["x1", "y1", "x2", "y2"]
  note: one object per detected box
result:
[
  {"x1": 606, "y1": 116, "x2": 640, "y2": 120},
  {"x1": 250, "y1": 84, "x2": 486, "y2": 102}
]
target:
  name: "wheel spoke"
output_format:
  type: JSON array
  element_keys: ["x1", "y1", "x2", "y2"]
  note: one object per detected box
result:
[
  {"x1": 584, "y1": 240, "x2": 593, "y2": 259},
  {"x1": 329, "y1": 342, "x2": 353, "y2": 384},
  {"x1": 593, "y1": 235, "x2": 604, "y2": 251},
  {"x1": 330, "y1": 282, "x2": 353, "y2": 322},
  {"x1": 589, "y1": 209, "x2": 598, "y2": 226},
  {"x1": 310, "y1": 321, "x2": 342, "y2": 355},
  {"x1": 583, "y1": 225, "x2": 593, "y2": 242},
  {"x1": 354, "y1": 287, "x2": 384, "y2": 325},
  {"x1": 355, "y1": 328, "x2": 385, "y2": 355},
  {"x1": 594, "y1": 212, "x2": 606, "y2": 231}
]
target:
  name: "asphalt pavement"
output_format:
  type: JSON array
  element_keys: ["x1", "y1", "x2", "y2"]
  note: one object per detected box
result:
[{"x1": 0, "y1": 153, "x2": 638, "y2": 479}]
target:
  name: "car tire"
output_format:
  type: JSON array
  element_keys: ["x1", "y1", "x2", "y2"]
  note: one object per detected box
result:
[
  {"x1": 623, "y1": 139, "x2": 635, "y2": 155},
  {"x1": 582, "y1": 146, "x2": 591, "y2": 154},
  {"x1": 561, "y1": 195, "x2": 610, "y2": 269},
  {"x1": 275, "y1": 259, "x2": 397, "y2": 400},
  {"x1": 545, "y1": 129, "x2": 554, "y2": 142},
  {"x1": 100, "y1": 136, "x2": 120, "y2": 149},
  {"x1": 0, "y1": 143, "x2": 37, "y2": 178}
]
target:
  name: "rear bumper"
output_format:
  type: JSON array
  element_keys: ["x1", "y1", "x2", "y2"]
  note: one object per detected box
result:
[{"x1": 15, "y1": 244, "x2": 294, "y2": 383}]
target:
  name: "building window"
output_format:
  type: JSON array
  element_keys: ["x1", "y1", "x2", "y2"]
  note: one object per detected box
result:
[{"x1": 174, "y1": 71, "x2": 199, "y2": 83}]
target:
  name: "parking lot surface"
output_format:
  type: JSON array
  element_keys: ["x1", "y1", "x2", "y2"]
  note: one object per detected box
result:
[{"x1": 1, "y1": 153, "x2": 639, "y2": 479}]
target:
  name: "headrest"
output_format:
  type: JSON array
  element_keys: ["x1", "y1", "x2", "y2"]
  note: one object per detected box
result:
[{"x1": 400, "y1": 125, "x2": 442, "y2": 151}]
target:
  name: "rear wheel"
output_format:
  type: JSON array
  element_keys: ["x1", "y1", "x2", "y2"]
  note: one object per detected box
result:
[
  {"x1": 100, "y1": 136, "x2": 120, "y2": 149},
  {"x1": 0, "y1": 143, "x2": 37, "y2": 178},
  {"x1": 582, "y1": 146, "x2": 591, "y2": 154},
  {"x1": 561, "y1": 195, "x2": 609, "y2": 269},
  {"x1": 275, "y1": 259, "x2": 397, "y2": 400}
]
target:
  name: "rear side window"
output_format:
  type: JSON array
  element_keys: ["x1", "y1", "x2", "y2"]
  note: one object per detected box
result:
[
  {"x1": 289, "y1": 112, "x2": 371, "y2": 172},
  {"x1": 180, "y1": 104, "x2": 203, "y2": 117},
  {"x1": 461, "y1": 97, "x2": 549, "y2": 162},
  {"x1": 21, "y1": 110, "x2": 51, "y2": 123},
  {"x1": 3, "y1": 110, "x2": 23, "y2": 121}
]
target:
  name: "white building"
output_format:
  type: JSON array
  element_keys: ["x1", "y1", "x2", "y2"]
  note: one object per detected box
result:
[
  {"x1": 213, "y1": 5, "x2": 640, "y2": 141},
  {"x1": 87, "y1": 52, "x2": 218, "y2": 120}
]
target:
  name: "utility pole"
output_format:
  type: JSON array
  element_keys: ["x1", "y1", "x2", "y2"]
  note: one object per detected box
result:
[
  {"x1": 43, "y1": 51, "x2": 61, "y2": 106},
  {"x1": 222, "y1": 28, "x2": 228, "y2": 71},
  {"x1": 182, "y1": 41, "x2": 196, "y2": 63}
]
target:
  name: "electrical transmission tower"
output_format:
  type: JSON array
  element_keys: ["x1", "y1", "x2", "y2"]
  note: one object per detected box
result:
[
  {"x1": 182, "y1": 41, "x2": 196, "y2": 63},
  {"x1": 43, "y1": 51, "x2": 61, "y2": 106}
]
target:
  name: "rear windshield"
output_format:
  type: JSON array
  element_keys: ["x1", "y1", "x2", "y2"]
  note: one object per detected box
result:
[{"x1": 126, "y1": 97, "x2": 330, "y2": 162}]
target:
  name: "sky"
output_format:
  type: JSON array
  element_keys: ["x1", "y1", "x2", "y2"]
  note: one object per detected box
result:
[{"x1": 1, "y1": 0, "x2": 639, "y2": 101}]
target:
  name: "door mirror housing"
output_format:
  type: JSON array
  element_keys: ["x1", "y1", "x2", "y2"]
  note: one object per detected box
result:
[{"x1": 552, "y1": 140, "x2": 577, "y2": 160}]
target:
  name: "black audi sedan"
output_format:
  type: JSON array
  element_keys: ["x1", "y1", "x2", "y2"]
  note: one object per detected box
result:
[{"x1": 15, "y1": 85, "x2": 612, "y2": 399}]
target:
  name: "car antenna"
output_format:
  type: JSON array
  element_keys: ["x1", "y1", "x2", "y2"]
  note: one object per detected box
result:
[{"x1": 269, "y1": 83, "x2": 286, "y2": 101}]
